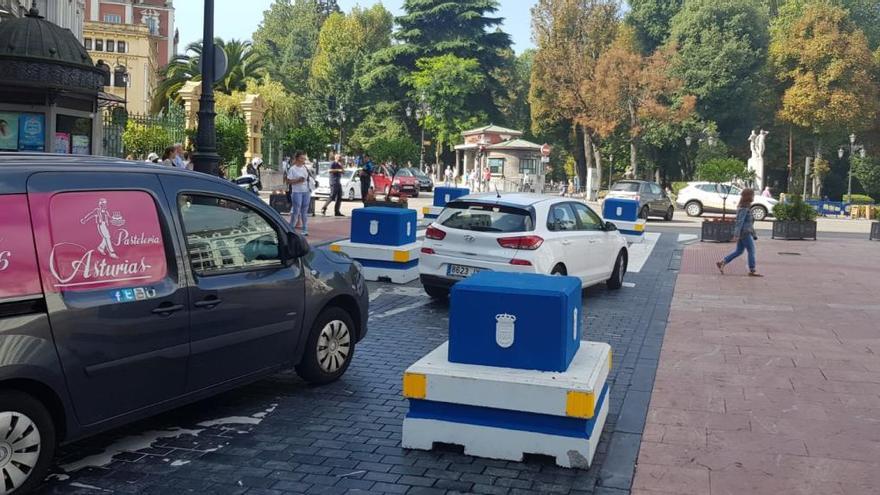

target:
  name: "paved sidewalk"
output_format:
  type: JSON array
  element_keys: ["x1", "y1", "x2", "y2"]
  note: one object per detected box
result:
[{"x1": 633, "y1": 237, "x2": 880, "y2": 495}]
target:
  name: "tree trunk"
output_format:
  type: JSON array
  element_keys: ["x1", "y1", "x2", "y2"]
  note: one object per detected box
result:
[
  {"x1": 574, "y1": 124, "x2": 588, "y2": 192},
  {"x1": 584, "y1": 128, "x2": 595, "y2": 199},
  {"x1": 630, "y1": 138, "x2": 638, "y2": 179},
  {"x1": 591, "y1": 133, "x2": 603, "y2": 196}
]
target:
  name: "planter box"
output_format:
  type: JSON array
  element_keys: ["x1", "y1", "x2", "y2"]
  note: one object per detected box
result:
[
  {"x1": 701, "y1": 220, "x2": 735, "y2": 242},
  {"x1": 772, "y1": 220, "x2": 817, "y2": 240},
  {"x1": 871, "y1": 222, "x2": 880, "y2": 241}
]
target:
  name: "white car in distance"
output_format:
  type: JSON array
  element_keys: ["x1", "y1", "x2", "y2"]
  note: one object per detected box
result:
[
  {"x1": 419, "y1": 193, "x2": 629, "y2": 299},
  {"x1": 676, "y1": 182, "x2": 778, "y2": 221},
  {"x1": 313, "y1": 168, "x2": 362, "y2": 201}
]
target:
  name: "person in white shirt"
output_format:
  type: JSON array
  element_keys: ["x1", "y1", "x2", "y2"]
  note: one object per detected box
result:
[
  {"x1": 286, "y1": 151, "x2": 313, "y2": 236},
  {"x1": 444, "y1": 166, "x2": 453, "y2": 186}
]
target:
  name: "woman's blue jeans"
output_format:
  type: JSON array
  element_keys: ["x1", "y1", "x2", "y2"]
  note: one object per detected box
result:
[
  {"x1": 723, "y1": 235, "x2": 756, "y2": 271},
  {"x1": 290, "y1": 191, "x2": 311, "y2": 232}
]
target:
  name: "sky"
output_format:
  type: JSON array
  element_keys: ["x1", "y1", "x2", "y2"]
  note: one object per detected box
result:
[{"x1": 176, "y1": 0, "x2": 537, "y2": 54}]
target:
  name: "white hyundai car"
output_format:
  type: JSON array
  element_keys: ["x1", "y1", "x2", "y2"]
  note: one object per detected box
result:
[
  {"x1": 676, "y1": 182, "x2": 778, "y2": 221},
  {"x1": 419, "y1": 193, "x2": 629, "y2": 299},
  {"x1": 314, "y1": 168, "x2": 362, "y2": 201}
]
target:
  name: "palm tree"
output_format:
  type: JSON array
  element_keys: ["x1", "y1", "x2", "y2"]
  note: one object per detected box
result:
[{"x1": 151, "y1": 39, "x2": 267, "y2": 114}]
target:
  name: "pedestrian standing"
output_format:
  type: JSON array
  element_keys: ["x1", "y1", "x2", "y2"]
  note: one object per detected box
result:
[
  {"x1": 286, "y1": 151, "x2": 312, "y2": 236},
  {"x1": 762, "y1": 186, "x2": 772, "y2": 198},
  {"x1": 444, "y1": 166, "x2": 453, "y2": 186},
  {"x1": 160, "y1": 146, "x2": 176, "y2": 167},
  {"x1": 359, "y1": 154, "x2": 374, "y2": 205},
  {"x1": 483, "y1": 165, "x2": 491, "y2": 192},
  {"x1": 322, "y1": 154, "x2": 345, "y2": 216},
  {"x1": 717, "y1": 188, "x2": 762, "y2": 277},
  {"x1": 172, "y1": 143, "x2": 186, "y2": 168}
]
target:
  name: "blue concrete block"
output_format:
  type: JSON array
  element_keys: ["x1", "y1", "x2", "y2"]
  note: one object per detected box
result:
[
  {"x1": 350, "y1": 207, "x2": 417, "y2": 246},
  {"x1": 449, "y1": 272, "x2": 582, "y2": 372},
  {"x1": 433, "y1": 187, "x2": 470, "y2": 207},
  {"x1": 603, "y1": 198, "x2": 640, "y2": 223}
]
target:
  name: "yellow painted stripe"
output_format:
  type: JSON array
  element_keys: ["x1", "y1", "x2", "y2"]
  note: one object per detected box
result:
[
  {"x1": 393, "y1": 250, "x2": 410, "y2": 262},
  {"x1": 566, "y1": 390, "x2": 596, "y2": 419},
  {"x1": 422, "y1": 206, "x2": 430, "y2": 214},
  {"x1": 330, "y1": 244, "x2": 342, "y2": 252},
  {"x1": 634, "y1": 223, "x2": 646, "y2": 232},
  {"x1": 403, "y1": 372, "x2": 427, "y2": 399}
]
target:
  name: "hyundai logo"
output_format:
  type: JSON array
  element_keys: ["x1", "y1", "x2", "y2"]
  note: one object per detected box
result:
[{"x1": 464, "y1": 235, "x2": 476, "y2": 243}]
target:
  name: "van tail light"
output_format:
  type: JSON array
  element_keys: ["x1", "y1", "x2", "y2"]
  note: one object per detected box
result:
[
  {"x1": 421, "y1": 247, "x2": 435, "y2": 255},
  {"x1": 498, "y1": 235, "x2": 544, "y2": 250},
  {"x1": 510, "y1": 259, "x2": 533, "y2": 266},
  {"x1": 426, "y1": 226, "x2": 446, "y2": 240}
]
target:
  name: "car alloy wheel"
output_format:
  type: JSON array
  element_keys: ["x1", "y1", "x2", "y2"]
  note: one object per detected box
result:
[
  {"x1": 0, "y1": 411, "x2": 41, "y2": 493},
  {"x1": 685, "y1": 202, "x2": 702, "y2": 217},
  {"x1": 316, "y1": 320, "x2": 351, "y2": 374},
  {"x1": 751, "y1": 205, "x2": 767, "y2": 221}
]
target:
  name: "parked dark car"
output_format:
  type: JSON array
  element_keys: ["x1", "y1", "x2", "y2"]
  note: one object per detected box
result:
[
  {"x1": 0, "y1": 154, "x2": 369, "y2": 494},
  {"x1": 605, "y1": 180, "x2": 675, "y2": 221},
  {"x1": 407, "y1": 167, "x2": 434, "y2": 192}
]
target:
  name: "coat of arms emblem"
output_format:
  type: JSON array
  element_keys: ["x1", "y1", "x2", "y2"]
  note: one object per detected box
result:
[
  {"x1": 369, "y1": 220, "x2": 379, "y2": 236},
  {"x1": 495, "y1": 313, "x2": 516, "y2": 348}
]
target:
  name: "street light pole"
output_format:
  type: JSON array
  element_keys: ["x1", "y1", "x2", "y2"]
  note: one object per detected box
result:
[
  {"x1": 192, "y1": 0, "x2": 221, "y2": 176},
  {"x1": 848, "y1": 133, "x2": 855, "y2": 202}
]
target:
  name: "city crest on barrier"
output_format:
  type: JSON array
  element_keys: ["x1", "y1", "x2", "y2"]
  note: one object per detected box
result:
[
  {"x1": 495, "y1": 313, "x2": 516, "y2": 348},
  {"x1": 369, "y1": 220, "x2": 379, "y2": 236}
]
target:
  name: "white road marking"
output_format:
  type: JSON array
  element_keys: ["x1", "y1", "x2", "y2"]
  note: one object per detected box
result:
[
  {"x1": 627, "y1": 232, "x2": 661, "y2": 273},
  {"x1": 623, "y1": 282, "x2": 636, "y2": 288},
  {"x1": 677, "y1": 233, "x2": 699, "y2": 244},
  {"x1": 370, "y1": 299, "x2": 433, "y2": 320}
]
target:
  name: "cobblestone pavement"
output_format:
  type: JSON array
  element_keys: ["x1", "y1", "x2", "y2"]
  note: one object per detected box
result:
[{"x1": 35, "y1": 234, "x2": 681, "y2": 495}]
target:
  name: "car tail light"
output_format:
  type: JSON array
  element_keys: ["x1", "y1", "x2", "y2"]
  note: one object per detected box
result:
[
  {"x1": 426, "y1": 226, "x2": 446, "y2": 240},
  {"x1": 421, "y1": 247, "x2": 435, "y2": 255},
  {"x1": 498, "y1": 235, "x2": 544, "y2": 250},
  {"x1": 510, "y1": 259, "x2": 532, "y2": 266},
  {"x1": 633, "y1": 195, "x2": 640, "y2": 202}
]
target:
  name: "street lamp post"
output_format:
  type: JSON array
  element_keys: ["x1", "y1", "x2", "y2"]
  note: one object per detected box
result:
[
  {"x1": 406, "y1": 101, "x2": 429, "y2": 171},
  {"x1": 192, "y1": 0, "x2": 221, "y2": 176},
  {"x1": 838, "y1": 133, "x2": 866, "y2": 202}
]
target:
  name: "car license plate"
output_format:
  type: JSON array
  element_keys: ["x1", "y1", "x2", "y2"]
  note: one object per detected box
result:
[{"x1": 447, "y1": 264, "x2": 482, "y2": 278}]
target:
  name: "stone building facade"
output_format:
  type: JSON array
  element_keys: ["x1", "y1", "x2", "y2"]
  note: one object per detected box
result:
[{"x1": 84, "y1": 20, "x2": 158, "y2": 113}]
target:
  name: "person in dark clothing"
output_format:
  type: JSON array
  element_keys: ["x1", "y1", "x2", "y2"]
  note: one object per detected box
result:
[
  {"x1": 359, "y1": 154, "x2": 374, "y2": 205},
  {"x1": 322, "y1": 154, "x2": 345, "y2": 216}
]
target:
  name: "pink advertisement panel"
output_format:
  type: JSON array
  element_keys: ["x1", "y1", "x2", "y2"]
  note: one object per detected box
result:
[
  {"x1": 0, "y1": 195, "x2": 42, "y2": 299},
  {"x1": 30, "y1": 191, "x2": 168, "y2": 292}
]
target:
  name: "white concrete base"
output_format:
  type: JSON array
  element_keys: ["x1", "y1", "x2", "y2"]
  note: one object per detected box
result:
[
  {"x1": 402, "y1": 389, "x2": 609, "y2": 469},
  {"x1": 330, "y1": 240, "x2": 421, "y2": 263},
  {"x1": 361, "y1": 265, "x2": 420, "y2": 284}
]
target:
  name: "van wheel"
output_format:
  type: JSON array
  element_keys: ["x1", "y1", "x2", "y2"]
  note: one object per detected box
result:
[
  {"x1": 0, "y1": 391, "x2": 55, "y2": 495},
  {"x1": 296, "y1": 307, "x2": 356, "y2": 385},
  {"x1": 606, "y1": 251, "x2": 627, "y2": 290}
]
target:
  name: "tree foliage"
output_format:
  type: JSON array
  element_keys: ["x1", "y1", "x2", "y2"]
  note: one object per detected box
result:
[
  {"x1": 216, "y1": 113, "x2": 248, "y2": 176},
  {"x1": 283, "y1": 125, "x2": 333, "y2": 159},
  {"x1": 853, "y1": 156, "x2": 880, "y2": 198},
  {"x1": 253, "y1": 0, "x2": 330, "y2": 91},
  {"x1": 405, "y1": 54, "x2": 488, "y2": 158},
  {"x1": 367, "y1": 135, "x2": 420, "y2": 166},
  {"x1": 627, "y1": 0, "x2": 683, "y2": 53},
  {"x1": 122, "y1": 121, "x2": 171, "y2": 158},
  {"x1": 770, "y1": 2, "x2": 878, "y2": 135},
  {"x1": 668, "y1": 0, "x2": 769, "y2": 138}
]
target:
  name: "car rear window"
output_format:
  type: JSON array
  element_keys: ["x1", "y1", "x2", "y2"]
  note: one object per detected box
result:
[
  {"x1": 611, "y1": 182, "x2": 640, "y2": 192},
  {"x1": 438, "y1": 202, "x2": 534, "y2": 233}
]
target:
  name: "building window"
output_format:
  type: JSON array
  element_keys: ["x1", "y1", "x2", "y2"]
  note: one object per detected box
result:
[
  {"x1": 84, "y1": 38, "x2": 92, "y2": 50},
  {"x1": 106, "y1": 40, "x2": 115, "y2": 52},
  {"x1": 113, "y1": 66, "x2": 128, "y2": 88},
  {"x1": 488, "y1": 157, "x2": 505, "y2": 175},
  {"x1": 96, "y1": 61, "x2": 111, "y2": 86},
  {"x1": 103, "y1": 14, "x2": 122, "y2": 24},
  {"x1": 117, "y1": 41, "x2": 126, "y2": 53},
  {"x1": 520, "y1": 158, "x2": 538, "y2": 175},
  {"x1": 143, "y1": 14, "x2": 159, "y2": 35},
  {"x1": 95, "y1": 39, "x2": 103, "y2": 51}
]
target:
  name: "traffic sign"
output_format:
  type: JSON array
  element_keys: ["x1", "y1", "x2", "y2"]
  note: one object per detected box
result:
[
  {"x1": 541, "y1": 143, "x2": 551, "y2": 157},
  {"x1": 541, "y1": 156, "x2": 550, "y2": 163}
]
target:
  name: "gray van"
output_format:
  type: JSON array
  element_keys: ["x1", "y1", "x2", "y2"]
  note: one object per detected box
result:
[{"x1": 0, "y1": 154, "x2": 369, "y2": 493}]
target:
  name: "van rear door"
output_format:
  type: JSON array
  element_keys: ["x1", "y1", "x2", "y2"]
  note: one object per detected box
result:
[{"x1": 27, "y1": 172, "x2": 190, "y2": 426}]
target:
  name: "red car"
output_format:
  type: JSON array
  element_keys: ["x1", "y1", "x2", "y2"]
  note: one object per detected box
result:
[{"x1": 371, "y1": 165, "x2": 420, "y2": 198}]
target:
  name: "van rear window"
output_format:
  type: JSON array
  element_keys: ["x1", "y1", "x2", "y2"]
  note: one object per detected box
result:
[
  {"x1": 0, "y1": 195, "x2": 42, "y2": 300},
  {"x1": 438, "y1": 202, "x2": 534, "y2": 233}
]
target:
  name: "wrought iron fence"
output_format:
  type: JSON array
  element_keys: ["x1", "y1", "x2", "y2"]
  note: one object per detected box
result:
[{"x1": 100, "y1": 106, "x2": 186, "y2": 158}]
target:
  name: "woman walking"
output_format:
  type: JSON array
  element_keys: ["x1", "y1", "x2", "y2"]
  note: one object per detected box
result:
[
  {"x1": 286, "y1": 151, "x2": 312, "y2": 236},
  {"x1": 717, "y1": 188, "x2": 762, "y2": 277}
]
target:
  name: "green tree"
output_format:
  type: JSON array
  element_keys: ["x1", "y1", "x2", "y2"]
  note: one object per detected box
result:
[
  {"x1": 668, "y1": 0, "x2": 770, "y2": 141},
  {"x1": 853, "y1": 156, "x2": 880, "y2": 198},
  {"x1": 627, "y1": 0, "x2": 683, "y2": 53},
  {"x1": 368, "y1": 136, "x2": 420, "y2": 166},
  {"x1": 770, "y1": 2, "x2": 878, "y2": 143},
  {"x1": 405, "y1": 54, "x2": 488, "y2": 164},
  {"x1": 774, "y1": 0, "x2": 880, "y2": 50},
  {"x1": 152, "y1": 39, "x2": 266, "y2": 113},
  {"x1": 253, "y1": 0, "x2": 329, "y2": 92},
  {"x1": 284, "y1": 125, "x2": 333, "y2": 159},
  {"x1": 215, "y1": 113, "x2": 248, "y2": 177},
  {"x1": 494, "y1": 49, "x2": 534, "y2": 134},
  {"x1": 364, "y1": 0, "x2": 512, "y2": 119}
]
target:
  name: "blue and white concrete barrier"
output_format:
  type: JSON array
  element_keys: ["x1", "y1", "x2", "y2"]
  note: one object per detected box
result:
[
  {"x1": 401, "y1": 272, "x2": 612, "y2": 469},
  {"x1": 423, "y1": 187, "x2": 470, "y2": 220},
  {"x1": 603, "y1": 197, "x2": 646, "y2": 243},
  {"x1": 330, "y1": 207, "x2": 420, "y2": 284}
]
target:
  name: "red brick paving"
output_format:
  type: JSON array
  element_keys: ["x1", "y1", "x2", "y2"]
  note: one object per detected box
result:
[
  {"x1": 633, "y1": 238, "x2": 880, "y2": 495},
  {"x1": 281, "y1": 213, "x2": 351, "y2": 246}
]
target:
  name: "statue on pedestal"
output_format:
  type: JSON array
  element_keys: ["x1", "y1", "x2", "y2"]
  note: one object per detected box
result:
[{"x1": 747, "y1": 129, "x2": 768, "y2": 190}]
